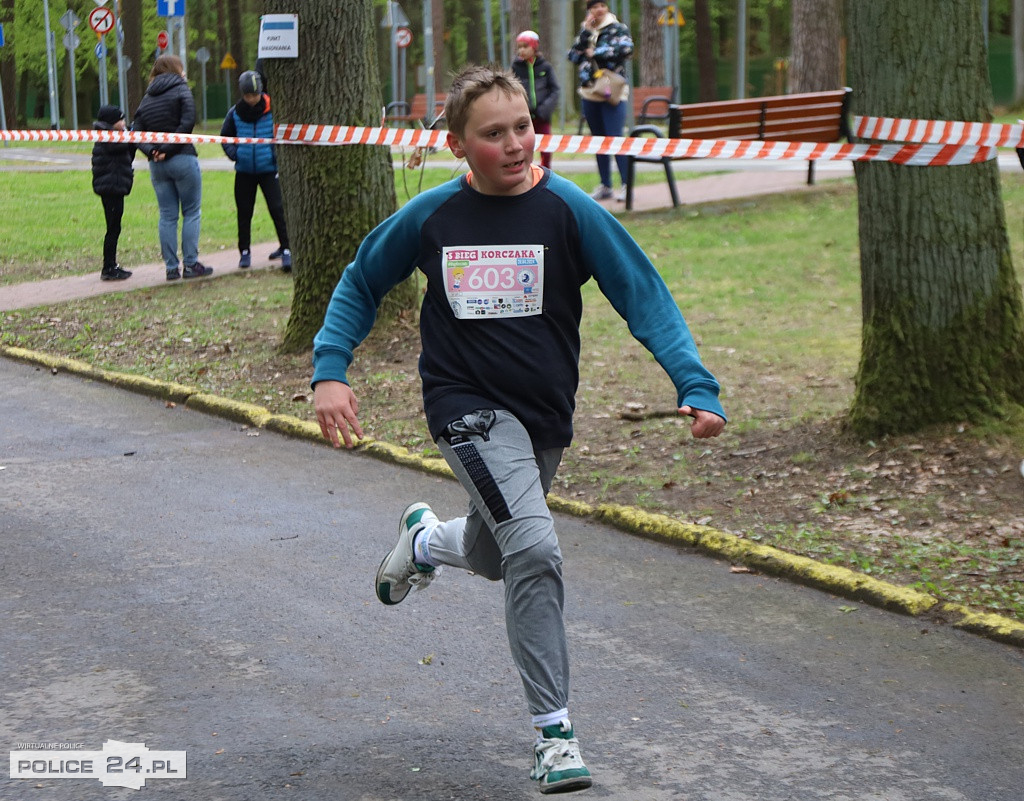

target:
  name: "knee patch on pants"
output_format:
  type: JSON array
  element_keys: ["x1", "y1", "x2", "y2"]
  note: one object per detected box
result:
[{"x1": 503, "y1": 529, "x2": 562, "y2": 580}]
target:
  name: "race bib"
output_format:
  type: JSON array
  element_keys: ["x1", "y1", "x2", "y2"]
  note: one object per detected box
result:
[{"x1": 442, "y1": 245, "x2": 544, "y2": 319}]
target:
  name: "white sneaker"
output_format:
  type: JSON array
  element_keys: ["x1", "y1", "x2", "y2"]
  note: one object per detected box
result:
[
  {"x1": 375, "y1": 502, "x2": 440, "y2": 605},
  {"x1": 589, "y1": 185, "x2": 613, "y2": 200},
  {"x1": 531, "y1": 722, "x2": 592, "y2": 794},
  {"x1": 615, "y1": 187, "x2": 627, "y2": 202}
]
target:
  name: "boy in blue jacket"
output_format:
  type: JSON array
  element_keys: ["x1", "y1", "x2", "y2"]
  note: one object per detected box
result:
[
  {"x1": 220, "y1": 70, "x2": 291, "y2": 271},
  {"x1": 312, "y1": 65, "x2": 725, "y2": 795}
]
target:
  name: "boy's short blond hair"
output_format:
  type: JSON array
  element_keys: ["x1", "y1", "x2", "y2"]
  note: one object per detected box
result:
[{"x1": 444, "y1": 65, "x2": 529, "y2": 139}]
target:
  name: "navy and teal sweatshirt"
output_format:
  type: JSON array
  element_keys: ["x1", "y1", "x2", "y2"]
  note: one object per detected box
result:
[{"x1": 312, "y1": 168, "x2": 724, "y2": 450}]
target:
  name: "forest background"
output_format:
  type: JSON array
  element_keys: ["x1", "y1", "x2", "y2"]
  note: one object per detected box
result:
[{"x1": 1, "y1": 0, "x2": 1023, "y2": 132}]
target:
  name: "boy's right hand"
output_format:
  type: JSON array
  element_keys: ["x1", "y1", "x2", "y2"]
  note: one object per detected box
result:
[{"x1": 314, "y1": 380, "x2": 364, "y2": 449}]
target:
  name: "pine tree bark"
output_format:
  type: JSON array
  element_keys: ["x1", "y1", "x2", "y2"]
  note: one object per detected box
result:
[
  {"x1": 639, "y1": 0, "x2": 664, "y2": 87},
  {"x1": 695, "y1": 0, "x2": 717, "y2": 101},
  {"x1": 508, "y1": 0, "x2": 532, "y2": 43},
  {"x1": 122, "y1": 0, "x2": 144, "y2": 114},
  {"x1": 847, "y1": 0, "x2": 1024, "y2": 437},
  {"x1": 789, "y1": 0, "x2": 842, "y2": 93},
  {"x1": 259, "y1": 0, "x2": 410, "y2": 354}
]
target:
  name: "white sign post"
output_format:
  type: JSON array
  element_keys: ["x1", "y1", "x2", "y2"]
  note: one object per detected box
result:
[{"x1": 258, "y1": 14, "x2": 298, "y2": 59}]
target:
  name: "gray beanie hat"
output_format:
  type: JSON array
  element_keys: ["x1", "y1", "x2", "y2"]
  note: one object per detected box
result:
[{"x1": 238, "y1": 70, "x2": 263, "y2": 95}]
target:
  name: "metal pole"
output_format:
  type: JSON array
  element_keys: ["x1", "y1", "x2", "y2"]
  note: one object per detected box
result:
[
  {"x1": 499, "y1": 0, "x2": 509, "y2": 67},
  {"x1": 178, "y1": 16, "x2": 186, "y2": 69},
  {"x1": 484, "y1": 0, "x2": 495, "y2": 64},
  {"x1": 390, "y1": 2, "x2": 399, "y2": 107},
  {"x1": 557, "y1": 0, "x2": 568, "y2": 129},
  {"x1": 423, "y1": 0, "x2": 435, "y2": 125},
  {"x1": 43, "y1": 0, "x2": 60, "y2": 128},
  {"x1": 114, "y1": 0, "x2": 127, "y2": 112},
  {"x1": 67, "y1": 38, "x2": 79, "y2": 130},
  {"x1": 735, "y1": 0, "x2": 747, "y2": 99},
  {"x1": 98, "y1": 37, "x2": 109, "y2": 107},
  {"x1": 200, "y1": 60, "x2": 207, "y2": 124},
  {"x1": 0, "y1": 70, "x2": 8, "y2": 146}
]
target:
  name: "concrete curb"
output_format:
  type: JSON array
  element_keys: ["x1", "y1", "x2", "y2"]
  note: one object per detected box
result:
[{"x1": 4, "y1": 343, "x2": 1022, "y2": 649}]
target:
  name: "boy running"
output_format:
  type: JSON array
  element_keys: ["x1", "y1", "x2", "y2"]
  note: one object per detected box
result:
[{"x1": 312, "y1": 65, "x2": 725, "y2": 794}]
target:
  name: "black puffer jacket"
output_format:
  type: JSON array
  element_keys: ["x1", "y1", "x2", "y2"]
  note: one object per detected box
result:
[
  {"x1": 132, "y1": 72, "x2": 197, "y2": 160},
  {"x1": 91, "y1": 121, "x2": 135, "y2": 196}
]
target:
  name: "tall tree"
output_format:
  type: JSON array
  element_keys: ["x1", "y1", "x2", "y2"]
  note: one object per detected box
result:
[
  {"x1": 120, "y1": 0, "x2": 144, "y2": 115},
  {"x1": 227, "y1": 0, "x2": 245, "y2": 80},
  {"x1": 261, "y1": 0, "x2": 411, "y2": 354},
  {"x1": 639, "y1": 0, "x2": 664, "y2": 87},
  {"x1": 789, "y1": 0, "x2": 842, "y2": 93},
  {"x1": 694, "y1": 0, "x2": 717, "y2": 101},
  {"x1": 508, "y1": 0, "x2": 532, "y2": 42},
  {"x1": 846, "y1": 0, "x2": 1024, "y2": 437}
]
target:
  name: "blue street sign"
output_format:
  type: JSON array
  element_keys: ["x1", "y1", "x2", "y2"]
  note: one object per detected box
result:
[
  {"x1": 0, "y1": 22, "x2": 5, "y2": 47},
  {"x1": 157, "y1": 0, "x2": 186, "y2": 18}
]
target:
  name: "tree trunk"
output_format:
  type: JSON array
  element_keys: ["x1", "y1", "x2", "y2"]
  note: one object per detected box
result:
[
  {"x1": 227, "y1": 0, "x2": 245, "y2": 80},
  {"x1": 639, "y1": 0, "x2": 664, "y2": 87},
  {"x1": 122, "y1": 0, "x2": 144, "y2": 115},
  {"x1": 847, "y1": 0, "x2": 1024, "y2": 437},
  {"x1": 260, "y1": 0, "x2": 411, "y2": 354},
  {"x1": 0, "y1": 0, "x2": 17, "y2": 127},
  {"x1": 508, "y1": 0, "x2": 532, "y2": 44},
  {"x1": 431, "y1": 0, "x2": 444, "y2": 85},
  {"x1": 789, "y1": 0, "x2": 842, "y2": 93},
  {"x1": 695, "y1": 0, "x2": 717, "y2": 101}
]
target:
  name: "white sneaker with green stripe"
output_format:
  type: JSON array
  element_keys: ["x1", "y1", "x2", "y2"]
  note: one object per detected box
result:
[
  {"x1": 531, "y1": 722, "x2": 592, "y2": 794},
  {"x1": 375, "y1": 502, "x2": 440, "y2": 605}
]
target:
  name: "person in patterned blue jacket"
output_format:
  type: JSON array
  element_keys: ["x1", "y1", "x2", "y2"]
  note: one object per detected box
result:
[
  {"x1": 312, "y1": 65, "x2": 725, "y2": 795},
  {"x1": 220, "y1": 70, "x2": 291, "y2": 271},
  {"x1": 568, "y1": 0, "x2": 634, "y2": 201}
]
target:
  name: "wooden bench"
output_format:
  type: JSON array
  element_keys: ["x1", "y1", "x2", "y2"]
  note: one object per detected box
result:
[
  {"x1": 576, "y1": 85, "x2": 674, "y2": 133},
  {"x1": 384, "y1": 93, "x2": 446, "y2": 127},
  {"x1": 624, "y1": 88, "x2": 853, "y2": 211}
]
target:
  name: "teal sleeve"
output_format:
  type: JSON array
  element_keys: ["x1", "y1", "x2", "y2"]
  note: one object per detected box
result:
[
  {"x1": 311, "y1": 181, "x2": 460, "y2": 387},
  {"x1": 547, "y1": 174, "x2": 726, "y2": 420}
]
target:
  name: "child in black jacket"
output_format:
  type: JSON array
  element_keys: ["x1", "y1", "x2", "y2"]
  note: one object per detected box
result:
[{"x1": 91, "y1": 105, "x2": 135, "y2": 281}]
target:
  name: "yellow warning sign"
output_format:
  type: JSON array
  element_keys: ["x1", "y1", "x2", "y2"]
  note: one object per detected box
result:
[
  {"x1": 220, "y1": 52, "x2": 237, "y2": 70},
  {"x1": 657, "y1": 5, "x2": 685, "y2": 26}
]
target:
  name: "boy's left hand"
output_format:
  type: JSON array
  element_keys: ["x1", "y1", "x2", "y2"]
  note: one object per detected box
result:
[{"x1": 679, "y1": 406, "x2": 725, "y2": 439}]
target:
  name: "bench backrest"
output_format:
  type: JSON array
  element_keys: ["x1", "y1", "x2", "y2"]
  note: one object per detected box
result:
[
  {"x1": 632, "y1": 86, "x2": 674, "y2": 124},
  {"x1": 409, "y1": 93, "x2": 447, "y2": 120},
  {"x1": 669, "y1": 88, "x2": 852, "y2": 143}
]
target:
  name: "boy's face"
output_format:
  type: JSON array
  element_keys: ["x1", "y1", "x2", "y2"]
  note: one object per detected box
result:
[
  {"x1": 517, "y1": 43, "x2": 536, "y2": 61},
  {"x1": 242, "y1": 91, "x2": 262, "y2": 106},
  {"x1": 446, "y1": 87, "x2": 535, "y2": 197}
]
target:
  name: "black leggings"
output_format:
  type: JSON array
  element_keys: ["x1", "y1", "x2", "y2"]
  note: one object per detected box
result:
[
  {"x1": 234, "y1": 172, "x2": 289, "y2": 252},
  {"x1": 100, "y1": 194, "x2": 124, "y2": 269}
]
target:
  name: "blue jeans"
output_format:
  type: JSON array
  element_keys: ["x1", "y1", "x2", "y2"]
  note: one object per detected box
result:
[
  {"x1": 582, "y1": 98, "x2": 630, "y2": 189},
  {"x1": 149, "y1": 154, "x2": 202, "y2": 270}
]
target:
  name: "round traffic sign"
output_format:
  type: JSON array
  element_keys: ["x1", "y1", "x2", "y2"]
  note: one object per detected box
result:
[
  {"x1": 88, "y1": 6, "x2": 114, "y2": 35},
  {"x1": 157, "y1": 30, "x2": 168, "y2": 49},
  {"x1": 395, "y1": 26, "x2": 412, "y2": 49}
]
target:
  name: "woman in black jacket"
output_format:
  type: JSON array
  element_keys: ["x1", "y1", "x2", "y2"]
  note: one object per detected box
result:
[
  {"x1": 132, "y1": 54, "x2": 211, "y2": 281},
  {"x1": 91, "y1": 105, "x2": 135, "y2": 281}
]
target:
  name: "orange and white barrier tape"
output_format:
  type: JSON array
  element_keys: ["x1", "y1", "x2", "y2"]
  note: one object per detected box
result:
[
  {"x1": 854, "y1": 115, "x2": 1024, "y2": 148},
  {"x1": 0, "y1": 123, "x2": 1001, "y2": 167}
]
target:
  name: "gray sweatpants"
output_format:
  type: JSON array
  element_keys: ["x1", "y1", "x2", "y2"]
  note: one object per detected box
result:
[{"x1": 426, "y1": 409, "x2": 569, "y2": 716}]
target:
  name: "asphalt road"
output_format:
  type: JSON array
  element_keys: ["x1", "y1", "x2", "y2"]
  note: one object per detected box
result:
[{"x1": 2, "y1": 356, "x2": 1022, "y2": 801}]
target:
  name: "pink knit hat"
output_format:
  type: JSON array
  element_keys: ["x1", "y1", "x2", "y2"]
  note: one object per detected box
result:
[{"x1": 516, "y1": 30, "x2": 540, "y2": 48}]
